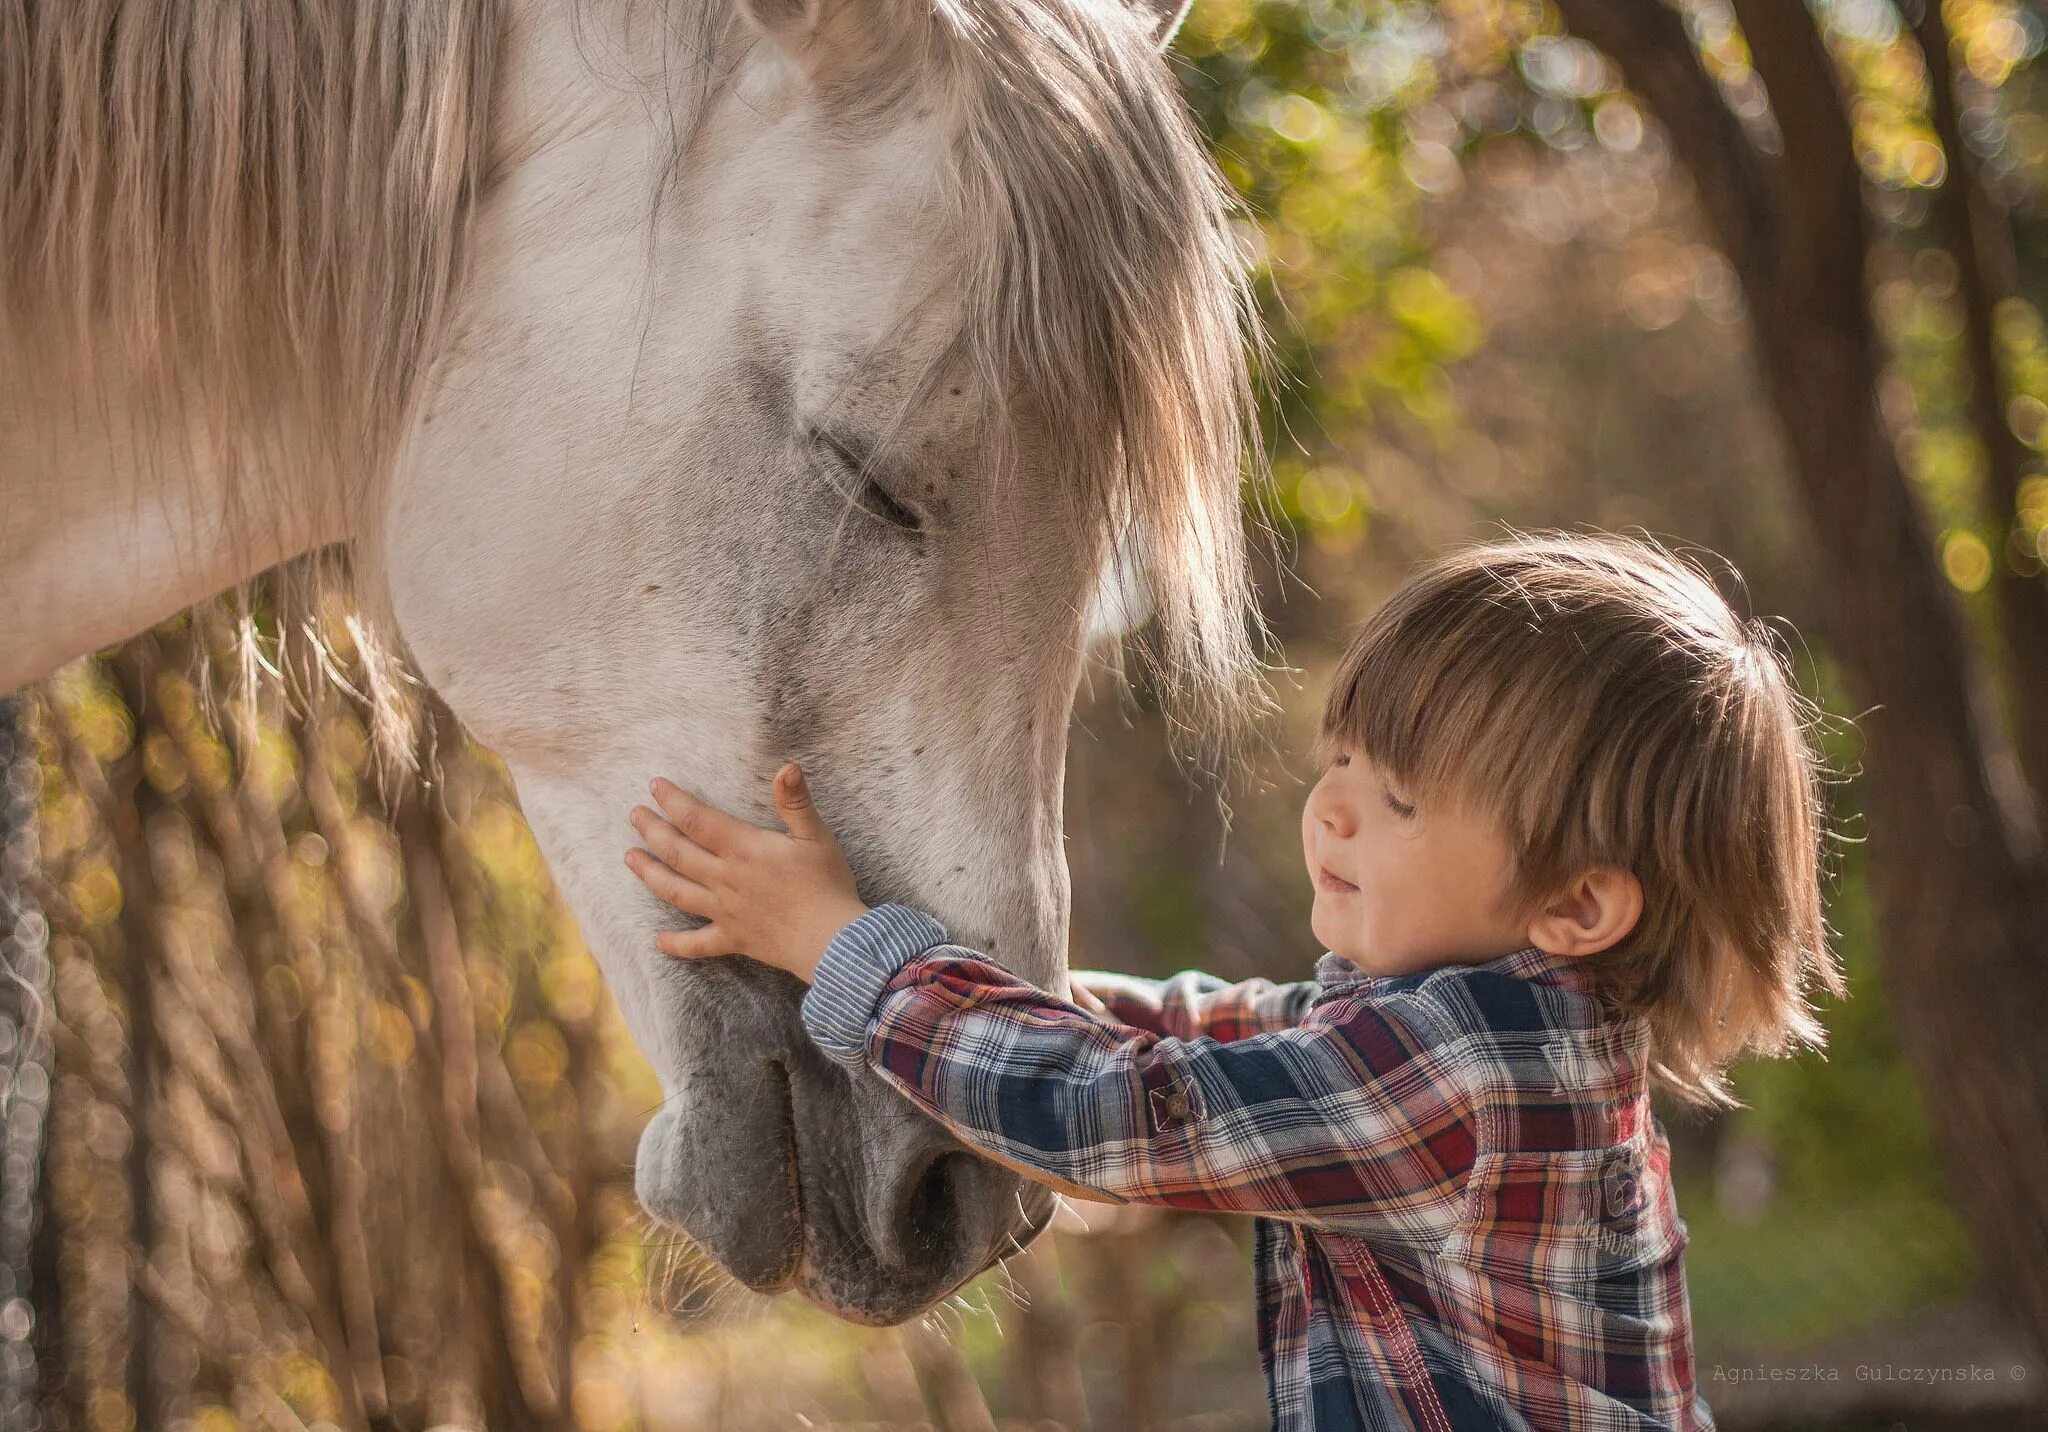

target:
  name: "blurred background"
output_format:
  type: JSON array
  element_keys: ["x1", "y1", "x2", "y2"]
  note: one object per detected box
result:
[{"x1": 6, "y1": 0, "x2": 2048, "y2": 1428}]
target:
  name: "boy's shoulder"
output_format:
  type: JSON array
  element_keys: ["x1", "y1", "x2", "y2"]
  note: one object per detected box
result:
[
  {"x1": 1314, "y1": 946, "x2": 1644, "y2": 1095},
  {"x1": 1318, "y1": 945, "x2": 1604, "y2": 1024}
]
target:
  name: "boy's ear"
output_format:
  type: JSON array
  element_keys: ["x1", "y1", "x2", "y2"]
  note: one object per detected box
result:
[{"x1": 1526, "y1": 867, "x2": 1642, "y2": 959}]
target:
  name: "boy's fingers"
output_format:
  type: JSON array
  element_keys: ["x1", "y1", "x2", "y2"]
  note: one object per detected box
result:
[
  {"x1": 630, "y1": 806, "x2": 717, "y2": 882},
  {"x1": 626, "y1": 847, "x2": 715, "y2": 916},
  {"x1": 657, "y1": 924, "x2": 733, "y2": 960},
  {"x1": 648, "y1": 777, "x2": 747, "y2": 853},
  {"x1": 773, "y1": 762, "x2": 829, "y2": 840}
]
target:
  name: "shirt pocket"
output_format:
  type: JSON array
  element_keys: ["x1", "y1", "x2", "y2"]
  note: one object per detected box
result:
[{"x1": 1442, "y1": 1141, "x2": 1678, "y2": 1288}]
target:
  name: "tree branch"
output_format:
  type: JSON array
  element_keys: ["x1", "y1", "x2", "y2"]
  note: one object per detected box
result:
[{"x1": 1550, "y1": 0, "x2": 1776, "y2": 295}]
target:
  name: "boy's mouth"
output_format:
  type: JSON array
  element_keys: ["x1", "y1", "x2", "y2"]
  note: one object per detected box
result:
[{"x1": 1315, "y1": 866, "x2": 1359, "y2": 894}]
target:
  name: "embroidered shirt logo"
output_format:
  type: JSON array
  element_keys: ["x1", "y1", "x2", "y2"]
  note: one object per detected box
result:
[{"x1": 1541, "y1": 1037, "x2": 1598, "y2": 1094}]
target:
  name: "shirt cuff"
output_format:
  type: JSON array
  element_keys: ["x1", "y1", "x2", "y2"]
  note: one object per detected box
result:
[{"x1": 800, "y1": 902, "x2": 951, "y2": 1068}]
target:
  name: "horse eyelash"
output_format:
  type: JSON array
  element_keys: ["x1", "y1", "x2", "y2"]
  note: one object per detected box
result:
[{"x1": 808, "y1": 425, "x2": 926, "y2": 534}]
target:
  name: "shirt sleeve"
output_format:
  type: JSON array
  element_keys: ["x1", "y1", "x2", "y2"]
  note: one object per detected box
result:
[
  {"x1": 1068, "y1": 967, "x2": 1319, "y2": 1042},
  {"x1": 800, "y1": 903, "x2": 1479, "y2": 1231}
]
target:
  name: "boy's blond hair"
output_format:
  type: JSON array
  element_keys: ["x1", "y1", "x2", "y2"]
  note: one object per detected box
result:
[{"x1": 1316, "y1": 531, "x2": 1846, "y2": 1109}]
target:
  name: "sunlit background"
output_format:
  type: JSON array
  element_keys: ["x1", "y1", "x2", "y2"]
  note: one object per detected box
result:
[{"x1": 6, "y1": 0, "x2": 2048, "y2": 1428}]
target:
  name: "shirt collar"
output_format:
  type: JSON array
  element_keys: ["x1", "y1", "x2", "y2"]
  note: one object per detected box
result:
[{"x1": 1315, "y1": 943, "x2": 1599, "y2": 997}]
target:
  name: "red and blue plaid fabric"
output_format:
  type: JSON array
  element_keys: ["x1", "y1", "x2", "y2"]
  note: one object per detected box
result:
[{"x1": 801, "y1": 903, "x2": 1713, "y2": 1431}]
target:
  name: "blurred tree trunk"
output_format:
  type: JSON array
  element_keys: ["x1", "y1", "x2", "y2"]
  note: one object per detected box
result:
[
  {"x1": 102, "y1": 653, "x2": 163, "y2": 1432},
  {"x1": 16, "y1": 618, "x2": 628, "y2": 1427},
  {"x1": 1553, "y1": 0, "x2": 2048, "y2": 1359},
  {"x1": 1003, "y1": 1235, "x2": 1092, "y2": 1428},
  {"x1": 1912, "y1": 0, "x2": 2048, "y2": 808},
  {"x1": 901, "y1": 1319, "x2": 998, "y2": 1432},
  {"x1": 0, "y1": 694, "x2": 56, "y2": 1427}
]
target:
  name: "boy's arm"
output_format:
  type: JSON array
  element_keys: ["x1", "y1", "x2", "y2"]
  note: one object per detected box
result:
[
  {"x1": 1068, "y1": 968, "x2": 1320, "y2": 1042},
  {"x1": 801, "y1": 905, "x2": 1479, "y2": 1228}
]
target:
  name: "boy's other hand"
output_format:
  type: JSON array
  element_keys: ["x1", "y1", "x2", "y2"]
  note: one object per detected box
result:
[{"x1": 626, "y1": 762, "x2": 868, "y2": 985}]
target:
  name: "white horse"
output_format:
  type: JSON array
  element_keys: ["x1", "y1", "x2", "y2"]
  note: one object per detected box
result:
[{"x1": 0, "y1": 0, "x2": 1267, "y2": 1323}]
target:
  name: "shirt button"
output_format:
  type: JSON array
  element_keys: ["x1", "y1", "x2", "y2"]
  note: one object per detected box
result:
[{"x1": 1151, "y1": 1084, "x2": 1193, "y2": 1128}]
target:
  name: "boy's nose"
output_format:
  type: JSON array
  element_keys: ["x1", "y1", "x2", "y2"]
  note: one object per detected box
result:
[{"x1": 1309, "y1": 786, "x2": 1355, "y2": 837}]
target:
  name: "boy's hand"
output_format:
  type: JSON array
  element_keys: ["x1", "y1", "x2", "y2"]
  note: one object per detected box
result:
[{"x1": 626, "y1": 762, "x2": 869, "y2": 985}]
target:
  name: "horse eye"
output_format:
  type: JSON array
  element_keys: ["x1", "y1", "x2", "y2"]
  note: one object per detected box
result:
[
  {"x1": 809, "y1": 426, "x2": 926, "y2": 533},
  {"x1": 852, "y1": 475, "x2": 925, "y2": 532}
]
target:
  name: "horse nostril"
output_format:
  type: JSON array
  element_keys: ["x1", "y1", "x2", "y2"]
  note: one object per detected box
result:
[{"x1": 883, "y1": 1149, "x2": 974, "y2": 1270}]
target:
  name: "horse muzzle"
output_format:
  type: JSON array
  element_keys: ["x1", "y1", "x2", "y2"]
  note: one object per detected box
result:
[{"x1": 632, "y1": 955, "x2": 1055, "y2": 1324}]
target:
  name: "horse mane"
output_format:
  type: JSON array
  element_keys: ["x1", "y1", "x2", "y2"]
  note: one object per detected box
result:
[
  {"x1": 2, "y1": 0, "x2": 1276, "y2": 788},
  {"x1": 0, "y1": 0, "x2": 497, "y2": 487},
  {"x1": 2, "y1": 0, "x2": 498, "y2": 762}
]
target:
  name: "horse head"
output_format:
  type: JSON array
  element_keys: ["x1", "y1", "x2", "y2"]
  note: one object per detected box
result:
[{"x1": 375, "y1": 0, "x2": 1264, "y2": 1322}]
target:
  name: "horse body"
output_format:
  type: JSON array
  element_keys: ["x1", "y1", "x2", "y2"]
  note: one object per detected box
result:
[{"x1": 1, "y1": 0, "x2": 1261, "y2": 1324}]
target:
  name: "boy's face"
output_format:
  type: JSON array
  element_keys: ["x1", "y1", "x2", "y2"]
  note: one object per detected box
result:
[{"x1": 1301, "y1": 741, "x2": 1530, "y2": 975}]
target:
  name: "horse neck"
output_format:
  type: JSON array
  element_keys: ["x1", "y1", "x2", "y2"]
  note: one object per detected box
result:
[
  {"x1": 0, "y1": 0, "x2": 728, "y2": 696},
  {"x1": 0, "y1": 0, "x2": 515, "y2": 693},
  {"x1": 0, "y1": 326, "x2": 354, "y2": 693}
]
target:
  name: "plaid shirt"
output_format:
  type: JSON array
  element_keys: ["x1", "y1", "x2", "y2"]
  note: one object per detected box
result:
[{"x1": 801, "y1": 903, "x2": 1713, "y2": 1432}]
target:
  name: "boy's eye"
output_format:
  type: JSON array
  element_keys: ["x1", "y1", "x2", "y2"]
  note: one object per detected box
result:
[
  {"x1": 1330, "y1": 753, "x2": 1350, "y2": 768},
  {"x1": 1382, "y1": 787, "x2": 1417, "y2": 819}
]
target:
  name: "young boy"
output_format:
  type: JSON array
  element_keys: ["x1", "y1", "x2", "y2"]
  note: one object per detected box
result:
[{"x1": 624, "y1": 532, "x2": 1844, "y2": 1431}]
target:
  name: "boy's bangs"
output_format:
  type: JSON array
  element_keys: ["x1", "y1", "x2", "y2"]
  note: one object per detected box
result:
[{"x1": 1318, "y1": 591, "x2": 1572, "y2": 823}]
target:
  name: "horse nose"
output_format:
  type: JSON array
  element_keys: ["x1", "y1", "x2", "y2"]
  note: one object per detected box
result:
[
  {"x1": 784, "y1": 1057, "x2": 1055, "y2": 1322},
  {"x1": 630, "y1": 964, "x2": 1060, "y2": 1323},
  {"x1": 873, "y1": 1139, "x2": 1060, "y2": 1278}
]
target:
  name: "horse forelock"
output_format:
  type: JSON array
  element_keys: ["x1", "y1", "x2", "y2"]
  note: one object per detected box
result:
[
  {"x1": 643, "y1": 0, "x2": 1282, "y2": 787},
  {"x1": 777, "y1": 0, "x2": 1282, "y2": 784},
  {"x1": 969, "y1": 0, "x2": 1277, "y2": 786}
]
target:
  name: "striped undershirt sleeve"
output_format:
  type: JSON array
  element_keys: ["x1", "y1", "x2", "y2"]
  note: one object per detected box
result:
[{"x1": 800, "y1": 902, "x2": 951, "y2": 1067}]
